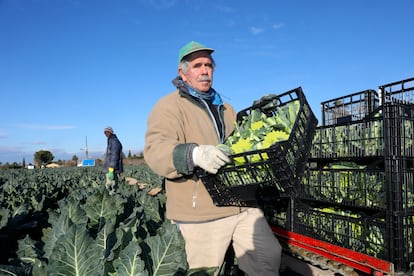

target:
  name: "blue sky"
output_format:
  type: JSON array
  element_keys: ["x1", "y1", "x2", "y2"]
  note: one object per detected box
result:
[{"x1": 1, "y1": 0, "x2": 413, "y2": 164}]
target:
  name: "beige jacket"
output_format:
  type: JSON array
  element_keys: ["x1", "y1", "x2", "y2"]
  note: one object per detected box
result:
[{"x1": 144, "y1": 81, "x2": 244, "y2": 222}]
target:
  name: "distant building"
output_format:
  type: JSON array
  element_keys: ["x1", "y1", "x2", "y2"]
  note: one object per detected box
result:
[{"x1": 46, "y1": 163, "x2": 61, "y2": 168}]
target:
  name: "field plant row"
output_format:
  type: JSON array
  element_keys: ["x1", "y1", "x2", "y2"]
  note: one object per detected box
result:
[{"x1": 0, "y1": 165, "x2": 191, "y2": 276}]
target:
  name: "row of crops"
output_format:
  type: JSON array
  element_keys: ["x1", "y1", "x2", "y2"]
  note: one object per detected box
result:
[{"x1": 0, "y1": 165, "x2": 193, "y2": 275}]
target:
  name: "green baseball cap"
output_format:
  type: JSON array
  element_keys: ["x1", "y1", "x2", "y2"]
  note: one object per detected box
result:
[{"x1": 178, "y1": 41, "x2": 214, "y2": 64}]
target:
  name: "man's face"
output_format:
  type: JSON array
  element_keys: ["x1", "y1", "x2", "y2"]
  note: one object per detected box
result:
[{"x1": 179, "y1": 51, "x2": 214, "y2": 92}]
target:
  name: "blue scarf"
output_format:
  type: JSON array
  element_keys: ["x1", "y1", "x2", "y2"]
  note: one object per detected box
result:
[{"x1": 181, "y1": 80, "x2": 223, "y2": 106}]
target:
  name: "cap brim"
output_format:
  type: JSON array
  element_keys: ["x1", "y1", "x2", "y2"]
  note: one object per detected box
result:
[{"x1": 181, "y1": 48, "x2": 214, "y2": 61}]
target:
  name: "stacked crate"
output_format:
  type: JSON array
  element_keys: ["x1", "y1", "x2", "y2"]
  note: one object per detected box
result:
[{"x1": 294, "y1": 77, "x2": 414, "y2": 273}]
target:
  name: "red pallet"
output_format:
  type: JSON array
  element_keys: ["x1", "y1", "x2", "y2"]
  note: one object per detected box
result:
[{"x1": 272, "y1": 226, "x2": 394, "y2": 275}]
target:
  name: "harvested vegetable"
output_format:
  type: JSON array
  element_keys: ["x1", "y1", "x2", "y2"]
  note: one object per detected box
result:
[{"x1": 219, "y1": 100, "x2": 300, "y2": 164}]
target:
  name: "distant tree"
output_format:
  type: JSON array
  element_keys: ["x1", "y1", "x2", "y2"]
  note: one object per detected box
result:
[
  {"x1": 22, "y1": 158, "x2": 26, "y2": 167},
  {"x1": 128, "y1": 150, "x2": 132, "y2": 158},
  {"x1": 2, "y1": 162, "x2": 22, "y2": 169},
  {"x1": 34, "y1": 150, "x2": 54, "y2": 167},
  {"x1": 137, "y1": 151, "x2": 144, "y2": 159},
  {"x1": 72, "y1": 155, "x2": 79, "y2": 162}
]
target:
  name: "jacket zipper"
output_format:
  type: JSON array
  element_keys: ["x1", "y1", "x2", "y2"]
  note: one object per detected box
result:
[
  {"x1": 192, "y1": 99, "x2": 224, "y2": 208},
  {"x1": 199, "y1": 98, "x2": 224, "y2": 143}
]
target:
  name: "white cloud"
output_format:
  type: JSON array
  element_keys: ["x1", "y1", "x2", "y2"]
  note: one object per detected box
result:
[
  {"x1": 0, "y1": 145, "x2": 22, "y2": 154},
  {"x1": 249, "y1": 27, "x2": 264, "y2": 35},
  {"x1": 272, "y1": 23, "x2": 285, "y2": 30},
  {"x1": 30, "y1": 141, "x2": 48, "y2": 146},
  {"x1": 146, "y1": 0, "x2": 176, "y2": 9},
  {"x1": 216, "y1": 4, "x2": 235, "y2": 13}
]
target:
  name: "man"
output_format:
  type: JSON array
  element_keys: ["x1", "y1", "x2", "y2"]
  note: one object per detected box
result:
[
  {"x1": 144, "y1": 41, "x2": 281, "y2": 275},
  {"x1": 103, "y1": 126, "x2": 123, "y2": 195}
]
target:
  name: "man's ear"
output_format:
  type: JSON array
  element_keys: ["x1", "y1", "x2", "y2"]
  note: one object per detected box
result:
[{"x1": 178, "y1": 68, "x2": 187, "y2": 82}]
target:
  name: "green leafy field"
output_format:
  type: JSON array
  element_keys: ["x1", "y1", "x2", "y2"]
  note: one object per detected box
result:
[{"x1": 0, "y1": 165, "x2": 189, "y2": 275}]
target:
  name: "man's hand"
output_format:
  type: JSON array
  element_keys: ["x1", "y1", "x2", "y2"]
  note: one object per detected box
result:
[
  {"x1": 253, "y1": 94, "x2": 279, "y2": 113},
  {"x1": 107, "y1": 167, "x2": 114, "y2": 180},
  {"x1": 192, "y1": 145, "x2": 230, "y2": 174}
]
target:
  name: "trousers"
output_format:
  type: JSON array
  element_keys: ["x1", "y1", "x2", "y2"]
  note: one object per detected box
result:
[
  {"x1": 177, "y1": 208, "x2": 282, "y2": 275},
  {"x1": 105, "y1": 173, "x2": 119, "y2": 194}
]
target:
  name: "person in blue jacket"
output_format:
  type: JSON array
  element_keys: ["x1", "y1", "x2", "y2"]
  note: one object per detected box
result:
[{"x1": 103, "y1": 126, "x2": 123, "y2": 195}]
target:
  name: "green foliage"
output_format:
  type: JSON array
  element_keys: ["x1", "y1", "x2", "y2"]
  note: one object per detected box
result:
[
  {"x1": 311, "y1": 110, "x2": 414, "y2": 159},
  {"x1": 296, "y1": 205, "x2": 386, "y2": 259},
  {"x1": 110, "y1": 241, "x2": 147, "y2": 275},
  {"x1": 220, "y1": 100, "x2": 299, "y2": 164},
  {"x1": 0, "y1": 165, "x2": 189, "y2": 275},
  {"x1": 48, "y1": 223, "x2": 102, "y2": 275},
  {"x1": 302, "y1": 162, "x2": 387, "y2": 209},
  {"x1": 34, "y1": 150, "x2": 54, "y2": 166},
  {"x1": 144, "y1": 222, "x2": 187, "y2": 275}
]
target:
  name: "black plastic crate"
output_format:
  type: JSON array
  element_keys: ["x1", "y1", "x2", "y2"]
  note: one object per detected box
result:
[
  {"x1": 393, "y1": 212, "x2": 414, "y2": 273},
  {"x1": 301, "y1": 160, "x2": 414, "y2": 214},
  {"x1": 294, "y1": 200, "x2": 389, "y2": 260},
  {"x1": 382, "y1": 103, "x2": 414, "y2": 157},
  {"x1": 293, "y1": 200, "x2": 414, "y2": 273},
  {"x1": 197, "y1": 87, "x2": 318, "y2": 207},
  {"x1": 310, "y1": 104, "x2": 414, "y2": 160},
  {"x1": 384, "y1": 158, "x2": 414, "y2": 214},
  {"x1": 321, "y1": 89, "x2": 379, "y2": 126},
  {"x1": 311, "y1": 113, "x2": 385, "y2": 160},
  {"x1": 379, "y1": 77, "x2": 414, "y2": 105},
  {"x1": 301, "y1": 165, "x2": 388, "y2": 211}
]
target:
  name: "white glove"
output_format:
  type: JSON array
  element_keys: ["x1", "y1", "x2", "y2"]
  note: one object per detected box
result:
[{"x1": 192, "y1": 145, "x2": 230, "y2": 174}]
